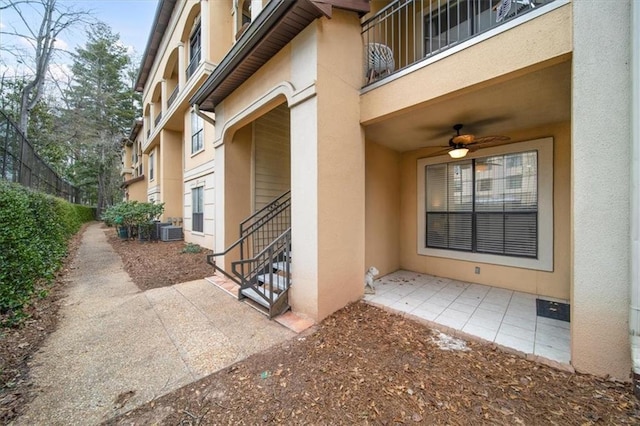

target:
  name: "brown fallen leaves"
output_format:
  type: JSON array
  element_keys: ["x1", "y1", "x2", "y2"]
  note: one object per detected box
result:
[
  {"x1": 104, "y1": 227, "x2": 213, "y2": 291},
  {"x1": 111, "y1": 302, "x2": 640, "y2": 425}
]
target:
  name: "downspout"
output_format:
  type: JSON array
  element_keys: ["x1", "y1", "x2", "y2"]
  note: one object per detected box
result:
[
  {"x1": 193, "y1": 104, "x2": 216, "y2": 126},
  {"x1": 631, "y1": 0, "x2": 640, "y2": 398}
]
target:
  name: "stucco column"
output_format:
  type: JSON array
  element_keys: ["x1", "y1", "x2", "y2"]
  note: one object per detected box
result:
[
  {"x1": 160, "y1": 79, "x2": 167, "y2": 112},
  {"x1": 177, "y1": 42, "x2": 185, "y2": 89},
  {"x1": 159, "y1": 129, "x2": 183, "y2": 221},
  {"x1": 200, "y1": 0, "x2": 209, "y2": 62},
  {"x1": 150, "y1": 103, "x2": 157, "y2": 131},
  {"x1": 571, "y1": 0, "x2": 632, "y2": 380},
  {"x1": 289, "y1": 11, "x2": 365, "y2": 322}
]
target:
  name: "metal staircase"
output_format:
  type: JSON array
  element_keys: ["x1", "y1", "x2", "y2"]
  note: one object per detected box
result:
[{"x1": 207, "y1": 191, "x2": 292, "y2": 318}]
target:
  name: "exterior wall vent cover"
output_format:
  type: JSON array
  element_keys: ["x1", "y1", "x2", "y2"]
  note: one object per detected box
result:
[
  {"x1": 161, "y1": 226, "x2": 183, "y2": 242},
  {"x1": 536, "y1": 299, "x2": 570, "y2": 322}
]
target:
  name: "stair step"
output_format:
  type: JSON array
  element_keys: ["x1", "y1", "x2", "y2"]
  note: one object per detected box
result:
[
  {"x1": 257, "y1": 273, "x2": 289, "y2": 291},
  {"x1": 241, "y1": 286, "x2": 281, "y2": 309},
  {"x1": 272, "y1": 261, "x2": 291, "y2": 272}
]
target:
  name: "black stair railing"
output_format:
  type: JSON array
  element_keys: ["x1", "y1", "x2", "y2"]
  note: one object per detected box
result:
[
  {"x1": 232, "y1": 228, "x2": 291, "y2": 318},
  {"x1": 206, "y1": 191, "x2": 291, "y2": 285}
]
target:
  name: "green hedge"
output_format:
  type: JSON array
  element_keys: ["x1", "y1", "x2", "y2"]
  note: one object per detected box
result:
[{"x1": 0, "y1": 181, "x2": 94, "y2": 325}]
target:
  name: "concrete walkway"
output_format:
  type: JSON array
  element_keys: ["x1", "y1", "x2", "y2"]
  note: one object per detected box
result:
[{"x1": 15, "y1": 223, "x2": 295, "y2": 425}]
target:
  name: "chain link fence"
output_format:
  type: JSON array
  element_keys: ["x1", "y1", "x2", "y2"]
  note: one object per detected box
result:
[{"x1": 0, "y1": 111, "x2": 81, "y2": 203}]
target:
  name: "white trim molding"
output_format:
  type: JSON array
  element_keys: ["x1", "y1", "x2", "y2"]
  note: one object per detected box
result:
[{"x1": 417, "y1": 137, "x2": 554, "y2": 271}]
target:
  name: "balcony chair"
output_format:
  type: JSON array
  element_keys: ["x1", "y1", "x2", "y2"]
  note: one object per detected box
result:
[{"x1": 365, "y1": 42, "x2": 395, "y2": 84}]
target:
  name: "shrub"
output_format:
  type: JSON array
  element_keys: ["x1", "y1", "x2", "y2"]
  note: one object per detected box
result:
[
  {"x1": 0, "y1": 181, "x2": 94, "y2": 325},
  {"x1": 101, "y1": 201, "x2": 164, "y2": 240},
  {"x1": 181, "y1": 243, "x2": 203, "y2": 254}
]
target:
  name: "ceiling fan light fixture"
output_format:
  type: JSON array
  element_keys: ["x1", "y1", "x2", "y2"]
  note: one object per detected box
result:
[{"x1": 448, "y1": 147, "x2": 469, "y2": 159}]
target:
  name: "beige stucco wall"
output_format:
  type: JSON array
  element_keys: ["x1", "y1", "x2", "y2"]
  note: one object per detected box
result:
[
  {"x1": 220, "y1": 124, "x2": 253, "y2": 270},
  {"x1": 213, "y1": 9, "x2": 365, "y2": 322},
  {"x1": 365, "y1": 141, "x2": 401, "y2": 276},
  {"x1": 159, "y1": 130, "x2": 184, "y2": 221},
  {"x1": 128, "y1": 179, "x2": 148, "y2": 203},
  {"x1": 571, "y1": 0, "x2": 631, "y2": 381},
  {"x1": 142, "y1": 0, "x2": 233, "y2": 106},
  {"x1": 183, "y1": 172, "x2": 215, "y2": 250},
  {"x1": 216, "y1": 46, "x2": 292, "y2": 129},
  {"x1": 311, "y1": 10, "x2": 366, "y2": 320},
  {"x1": 396, "y1": 122, "x2": 570, "y2": 300},
  {"x1": 184, "y1": 109, "x2": 215, "y2": 171},
  {"x1": 207, "y1": 0, "x2": 234, "y2": 64},
  {"x1": 360, "y1": 3, "x2": 572, "y2": 125}
]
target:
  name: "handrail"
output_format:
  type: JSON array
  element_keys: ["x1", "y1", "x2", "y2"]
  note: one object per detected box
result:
[
  {"x1": 240, "y1": 190, "x2": 291, "y2": 235},
  {"x1": 232, "y1": 228, "x2": 292, "y2": 318},
  {"x1": 206, "y1": 236, "x2": 246, "y2": 284},
  {"x1": 206, "y1": 190, "x2": 291, "y2": 286},
  {"x1": 232, "y1": 227, "x2": 291, "y2": 268}
]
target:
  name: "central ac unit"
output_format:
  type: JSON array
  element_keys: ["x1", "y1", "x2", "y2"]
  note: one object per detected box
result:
[
  {"x1": 161, "y1": 226, "x2": 183, "y2": 242},
  {"x1": 153, "y1": 221, "x2": 172, "y2": 241}
]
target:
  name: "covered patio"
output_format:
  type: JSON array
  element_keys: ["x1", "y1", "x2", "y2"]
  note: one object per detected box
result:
[{"x1": 365, "y1": 270, "x2": 570, "y2": 367}]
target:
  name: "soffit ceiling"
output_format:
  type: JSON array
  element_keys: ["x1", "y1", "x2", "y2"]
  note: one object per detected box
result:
[{"x1": 363, "y1": 60, "x2": 572, "y2": 152}]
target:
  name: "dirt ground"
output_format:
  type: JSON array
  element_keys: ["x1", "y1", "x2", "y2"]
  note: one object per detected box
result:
[
  {"x1": 3, "y1": 223, "x2": 640, "y2": 425},
  {"x1": 103, "y1": 226, "x2": 214, "y2": 291}
]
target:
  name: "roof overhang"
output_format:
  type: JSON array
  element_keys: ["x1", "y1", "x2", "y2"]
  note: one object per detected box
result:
[
  {"x1": 135, "y1": 0, "x2": 177, "y2": 93},
  {"x1": 191, "y1": 0, "x2": 369, "y2": 111},
  {"x1": 127, "y1": 119, "x2": 143, "y2": 144},
  {"x1": 121, "y1": 175, "x2": 145, "y2": 189}
]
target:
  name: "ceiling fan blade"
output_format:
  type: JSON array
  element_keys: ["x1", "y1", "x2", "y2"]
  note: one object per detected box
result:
[
  {"x1": 425, "y1": 147, "x2": 452, "y2": 157},
  {"x1": 471, "y1": 135, "x2": 511, "y2": 145}
]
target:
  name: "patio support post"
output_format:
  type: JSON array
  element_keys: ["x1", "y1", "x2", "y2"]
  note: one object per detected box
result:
[
  {"x1": 289, "y1": 11, "x2": 366, "y2": 322},
  {"x1": 571, "y1": 0, "x2": 632, "y2": 381},
  {"x1": 630, "y1": 0, "x2": 640, "y2": 397}
]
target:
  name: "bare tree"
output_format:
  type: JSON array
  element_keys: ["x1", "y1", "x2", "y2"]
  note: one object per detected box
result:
[{"x1": 0, "y1": 0, "x2": 89, "y2": 137}]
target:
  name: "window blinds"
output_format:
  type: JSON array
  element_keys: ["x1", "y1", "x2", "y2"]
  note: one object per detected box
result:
[{"x1": 425, "y1": 151, "x2": 538, "y2": 258}]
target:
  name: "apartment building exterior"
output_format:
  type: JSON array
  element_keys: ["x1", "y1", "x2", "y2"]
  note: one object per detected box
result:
[
  {"x1": 127, "y1": 0, "x2": 638, "y2": 382},
  {"x1": 121, "y1": 120, "x2": 147, "y2": 201},
  {"x1": 130, "y1": 0, "x2": 232, "y2": 247}
]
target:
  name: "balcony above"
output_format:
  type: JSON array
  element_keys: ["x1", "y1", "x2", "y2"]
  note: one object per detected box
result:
[
  {"x1": 362, "y1": 0, "x2": 565, "y2": 87},
  {"x1": 360, "y1": 0, "x2": 572, "y2": 153}
]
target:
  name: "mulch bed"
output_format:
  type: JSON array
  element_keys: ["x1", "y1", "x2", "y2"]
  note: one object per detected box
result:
[
  {"x1": 110, "y1": 302, "x2": 640, "y2": 425},
  {"x1": 103, "y1": 226, "x2": 214, "y2": 291},
  {"x1": 4, "y1": 223, "x2": 640, "y2": 425}
]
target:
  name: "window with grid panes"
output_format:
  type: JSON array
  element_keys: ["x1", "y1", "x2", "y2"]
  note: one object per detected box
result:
[
  {"x1": 425, "y1": 151, "x2": 538, "y2": 258},
  {"x1": 191, "y1": 111, "x2": 203, "y2": 154},
  {"x1": 192, "y1": 187, "x2": 203, "y2": 233}
]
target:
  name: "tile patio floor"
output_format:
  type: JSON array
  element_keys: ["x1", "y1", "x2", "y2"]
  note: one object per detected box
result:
[{"x1": 364, "y1": 270, "x2": 571, "y2": 366}]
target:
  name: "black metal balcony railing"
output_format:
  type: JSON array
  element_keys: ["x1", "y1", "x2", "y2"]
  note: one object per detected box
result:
[
  {"x1": 186, "y1": 49, "x2": 201, "y2": 80},
  {"x1": 362, "y1": 0, "x2": 557, "y2": 85},
  {"x1": 154, "y1": 111, "x2": 162, "y2": 127},
  {"x1": 167, "y1": 84, "x2": 179, "y2": 108}
]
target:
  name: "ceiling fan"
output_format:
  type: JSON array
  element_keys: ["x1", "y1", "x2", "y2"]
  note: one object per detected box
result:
[{"x1": 436, "y1": 124, "x2": 510, "y2": 159}]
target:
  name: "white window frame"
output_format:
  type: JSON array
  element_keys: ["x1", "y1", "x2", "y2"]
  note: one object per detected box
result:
[
  {"x1": 149, "y1": 151, "x2": 155, "y2": 181},
  {"x1": 417, "y1": 137, "x2": 553, "y2": 271},
  {"x1": 192, "y1": 186, "x2": 204, "y2": 234},
  {"x1": 191, "y1": 111, "x2": 204, "y2": 155}
]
